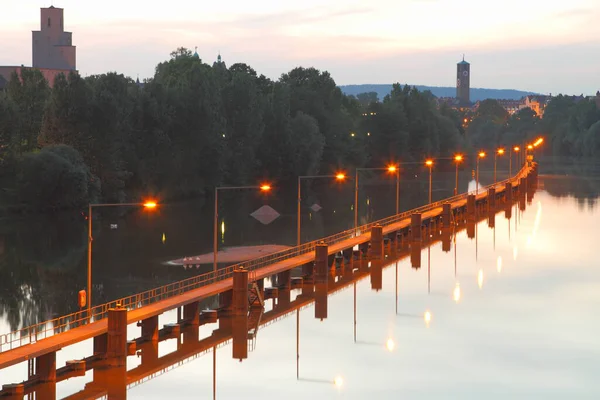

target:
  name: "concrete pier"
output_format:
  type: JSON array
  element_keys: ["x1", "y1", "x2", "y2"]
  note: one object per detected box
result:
[
  {"x1": 139, "y1": 316, "x2": 158, "y2": 342},
  {"x1": 36, "y1": 351, "x2": 56, "y2": 383},
  {"x1": 467, "y1": 194, "x2": 476, "y2": 217},
  {"x1": 233, "y1": 269, "x2": 249, "y2": 317},
  {"x1": 411, "y1": 214, "x2": 422, "y2": 242},
  {"x1": 106, "y1": 307, "x2": 127, "y2": 367},
  {"x1": 488, "y1": 187, "x2": 496, "y2": 209},
  {"x1": 370, "y1": 225, "x2": 383, "y2": 260}
]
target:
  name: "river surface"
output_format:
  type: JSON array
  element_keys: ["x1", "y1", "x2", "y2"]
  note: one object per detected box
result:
[{"x1": 1, "y1": 159, "x2": 600, "y2": 398}]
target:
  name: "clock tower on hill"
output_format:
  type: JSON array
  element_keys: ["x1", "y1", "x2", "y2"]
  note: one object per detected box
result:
[{"x1": 456, "y1": 55, "x2": 470, "y2": 106}]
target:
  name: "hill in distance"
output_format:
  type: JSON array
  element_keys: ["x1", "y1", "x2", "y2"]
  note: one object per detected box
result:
[{"x1": 339, "y1": 84, "x2": 539, "y2": 102}]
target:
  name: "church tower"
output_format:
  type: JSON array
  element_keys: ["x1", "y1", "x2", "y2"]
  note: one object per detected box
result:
[
  {"x1": 32, "y1": 6, "x2": 76, "y2": 70},
  {"x1": 456, "y1": 55, "x2": 470, "y2": 106}
]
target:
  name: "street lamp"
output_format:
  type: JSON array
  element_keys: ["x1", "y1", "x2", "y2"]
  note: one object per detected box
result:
[
  {"x1": 87, "y1": 200, "x2": 158, "y2": 314},
  {"x1": 511, "y1": 146, "x2": 520, "y2": 176},
  {"x1": 425, "y1": 160, "x2": 433, "y2": 204},
  {"x1": 476, "y1": 152, "x2": 485, "y2": 194},
  {"x1": 354, "y1": 165, "x2": 399, "y2": 230},
  {"x1": 454, "y1": 155, "x2": 463, "y2": 195},
  {"x1": 298, "y1": 173, "x2": 346, "y2": 245},
  {"x1": 494, "y1": 148, "x2": 505, "y2": 183},
  {"x1": 214, "y1": 184, "x2": 271, "y2": 277}
]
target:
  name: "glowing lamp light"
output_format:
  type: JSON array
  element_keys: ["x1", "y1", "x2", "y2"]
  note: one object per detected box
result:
[
  {"x1": 424, "y1": 310, "x2": 432, "y2": 325},
  {"x1": 335, "y1": 173, "x2": 346, "y2": 180},
  {"x1": 334, "y1": 376, "x2": 344, "y2": 387},
  {"x1": 387, "y1": 165, "x2": 398, "y2": 173},
  {"x1": 454, "y1": 155, "x2": 463, "y2": 162},
  {"x1": 497, "y1": 148, "x2": 505, "y2": 155},
  {"x1": 513, "y1": 146, "x2": 520, "y2": 152},
  {"x1": 425, "y1": 160, "x2": 433, "y2": 167},
  {"x1": 259, "y1": 184, "x2": 271, "y2": 191},
  {"x1": 453, "y1": 283, "x2": 461, "y2": 303},
  {"x1": 478, "y1": 152, "x2": 486, "y2": 158},
  {"x1": 527, "y1": 145, "x2": 533, "y2": 150},
  {"x1": 386, "y1": 338, "x2": 395, "y2": 352},
  {"x1": 477, "y1": 270, "x2": 484, "y2": 289},
  {"x1": 143, "y1": 201, "x2": 157, "y2": 209},
  {"x1": 533, "y1": 137, "x2": 544, "y2": 147}
]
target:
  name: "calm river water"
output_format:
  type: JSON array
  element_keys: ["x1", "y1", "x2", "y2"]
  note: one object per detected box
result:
[{"x1": 1, "y1": 159, "x2": 600, "y2": 398}]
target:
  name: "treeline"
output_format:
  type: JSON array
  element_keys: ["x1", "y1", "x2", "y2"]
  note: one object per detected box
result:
[
  {"x1": 461, "y1": 96, "x2": 600, "y2": 156},
  {"x1": 0, "y1": 47, "x2": 470, "y2": 212},
  {"x1": 4, "y1": 47, "x2": 594, "y2": 212}
]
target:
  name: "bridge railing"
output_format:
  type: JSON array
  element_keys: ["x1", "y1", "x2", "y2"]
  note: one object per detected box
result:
[{"x1": 0, "y1": 164, "x2": 531, "y2": 353}]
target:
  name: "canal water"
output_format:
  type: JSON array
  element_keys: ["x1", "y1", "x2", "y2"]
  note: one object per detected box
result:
[{"x1": 2, "y1": 159, "x2": 600, "y2": 398}]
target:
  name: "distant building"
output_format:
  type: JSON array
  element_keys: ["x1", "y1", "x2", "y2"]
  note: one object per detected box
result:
[
  {"x1": 456, "y1": 56, "x2": 471, "y2": 106},
  {"x1": 0, "y1": 6, "x2": 76, "y2": 89},
  {"x1": 596, "y1": 91, "x2": 600, "y2": 109},
  {"x1": 520, "y1": 95, "x2": 550, "y2": 117},
  {"x1": 496, "y1": 99, "x2": 522, "y2": 115}
]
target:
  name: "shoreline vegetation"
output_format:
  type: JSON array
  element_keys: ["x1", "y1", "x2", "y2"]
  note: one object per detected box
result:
[{"x1": 1, "y1": 47, "x2": 599, "y2": 214}]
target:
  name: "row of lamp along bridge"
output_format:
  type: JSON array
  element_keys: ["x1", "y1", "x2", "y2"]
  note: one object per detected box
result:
[
  {"x1": 0, "y1": 142, "x2": 541, "y2": 398},
  {"x1": 83, "y1": 138, "x2": 544, "y2": 315}
]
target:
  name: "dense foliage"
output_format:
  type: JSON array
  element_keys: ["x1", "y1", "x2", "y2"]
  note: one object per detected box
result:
[
  {"x1": 1, "y1": 48, "x2": 598, "y2": 212},
  {"x1": 464, "y1": 96, "x2": 600, "y2": 156}
]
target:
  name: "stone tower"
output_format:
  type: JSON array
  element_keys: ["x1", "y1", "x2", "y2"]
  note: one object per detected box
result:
[
  {"x1": 456, "y1": 55, "x2": 470, "y2": 106},
  {"x1": 32, "y1": 6, "x2": 76, "y2": 70}
]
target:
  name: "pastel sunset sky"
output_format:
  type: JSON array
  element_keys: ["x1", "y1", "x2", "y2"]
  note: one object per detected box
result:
[{"x1": 1, "y1": 0, "x2": 599, "y2": 94}]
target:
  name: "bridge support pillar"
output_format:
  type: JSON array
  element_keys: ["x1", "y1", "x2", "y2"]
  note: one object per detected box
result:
[
  {"x1": 140, "y1": 315, "x2": 159, "y2": 342},
  {"x1": 359, "y1": 242, "x2": 369, "y2": 258},
  {"x1": 487, "y1": 187, "x2": 496, "y2": 210},
  {"x1": 277, "y1": 270, "x2": 291, "y2": 307},
  {"x1": 220, "y1": 290, "x2": 233, "y2": 313},
  {"x1": 314, "y1": 242, "x2": 328, "y2": 320},
  {"x1": 315, "y1": 243, "x2": 328, "y2": 283},
  {"x1": 233, "y1": 268, "x2": 249, "y2": 317},
  {"x1": 442, "y1": 203, "x2": 452, "y2": 227},
  {"x1": 107, "y1": 306, "x2": 127, "y2": 366},
  {"x1": 520, "y1": 177, "x2": 527, "y2": 193},
  {"x1": 35, "y1": 351, "x2": 56, "y2": 383},
  {"x1": 342, "y1": 248, "x2": 353, "y2": 269},
  {"x1": 505, "y1": 182, "x2": 513, "y2": 203},
  {"x1": 370, "y1": 225, "x2": 383, "y2": 260},
  {"x1": 183, "y1": 301, "x2": 200, "y2": 326},
  {"x1": 93, "y1": 333, "x2": 107, "y2": 356},
  {"x1": 302, "y1": 262, "x2": 314, "y2": 283},
  {"x1": 410, "y1": 214, "x2": 422, "y2": 242},
  {"x1": 467, "y1": 194, "x2": 476, "y2": 217}
]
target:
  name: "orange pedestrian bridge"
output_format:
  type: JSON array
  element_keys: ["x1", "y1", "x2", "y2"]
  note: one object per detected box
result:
[{"x1": 0, "y1": 163, "x2": 538, "y2": 397}]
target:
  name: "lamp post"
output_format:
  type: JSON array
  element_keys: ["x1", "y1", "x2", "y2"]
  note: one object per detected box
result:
[
  {"x1": 476, "y1": 151, "x2": 485, "y2": 194},
  {"x1": 298, "y1": 174, "x2": 346, "y2": 246},
  {"x1": 425, "y1": 160, "x2": 433, "y2": 204},
  {"x1": 494, "y1": 148, "x2": 505, "y2": 183},
  {"x1": 454, "y1": 155, "x2": 463, "y2": 195},
  {"x1": 214, "y1": 184, "x2": 271, "y2": 277},
  {"x1": 87, "y1": 200, "x2": 158, "y2": 315},
  {"x1": 354, "y1": 165, "x2": 399, "y2": 230},
  {"x1": 511, "y1": 146, "x2": 520, "y2": 177}
]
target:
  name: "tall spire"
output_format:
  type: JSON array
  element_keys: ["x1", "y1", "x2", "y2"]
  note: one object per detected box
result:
[
  {"x1": 193, "y1": 46, "x2": 199, "y2": 59},
  {"x1": 462, "y1": 54, "x2": 465, "y2": 62}
]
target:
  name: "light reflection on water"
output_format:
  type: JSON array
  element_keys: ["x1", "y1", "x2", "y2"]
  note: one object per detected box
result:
[{"x1": 2, "y1": 177, "x2": 600, "y2": 399}]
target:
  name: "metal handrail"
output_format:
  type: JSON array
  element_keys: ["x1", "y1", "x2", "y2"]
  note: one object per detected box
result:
[{"x1": 0, "y1": 164, "x2": 531, "y2": 353}]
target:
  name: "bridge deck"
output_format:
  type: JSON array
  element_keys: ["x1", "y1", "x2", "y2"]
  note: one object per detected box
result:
[{"x1": 0, "y1": 177, "x2": 521, "y2": 370}]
